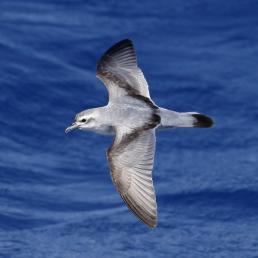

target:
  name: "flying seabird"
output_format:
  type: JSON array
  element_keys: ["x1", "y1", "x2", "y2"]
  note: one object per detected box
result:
[{"x1": 65, "y1": 39, "x2": 214, "y2": 228}]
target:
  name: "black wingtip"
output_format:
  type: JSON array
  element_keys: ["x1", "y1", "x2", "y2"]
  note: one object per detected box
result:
[
  {"x1": 97, "y1": 38, "x2": 136, "y2": 72},
  {"x1": 104, "y1": 39, "x2": 134, "y2": 57},
  {"x1": 192, "y1": 114, "x2": 214, "y2": 128}
]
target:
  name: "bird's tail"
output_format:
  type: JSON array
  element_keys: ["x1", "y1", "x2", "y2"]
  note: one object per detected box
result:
[{"x1": 158, "y1": 108, "x2": 214, "y2": 129}]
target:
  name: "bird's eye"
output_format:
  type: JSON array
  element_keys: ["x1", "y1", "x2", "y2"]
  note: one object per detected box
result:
[{"x1": 81, "y1": 119, "x2": 87, "y2": 123}]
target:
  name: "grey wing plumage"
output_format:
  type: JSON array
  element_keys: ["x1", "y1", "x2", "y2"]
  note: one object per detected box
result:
[
  {"x1": 96, "y1": 39, "x2": 151, "y2": 101},
  {"x1": 107, "y1": 127, "x2": 157, "y2": 228}
]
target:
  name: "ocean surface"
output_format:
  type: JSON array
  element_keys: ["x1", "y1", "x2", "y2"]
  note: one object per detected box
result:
[{"x1": 1, "y1": 0, "x2": 258, "y2": 257}]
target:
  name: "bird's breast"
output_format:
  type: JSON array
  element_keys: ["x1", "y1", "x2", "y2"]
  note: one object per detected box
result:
[
  {"x1": 105, "y1": 104, "x2": 154, "y2": 130},
  {"x1": 92, "y1": 125, "x2": 115, "y2": 135}
]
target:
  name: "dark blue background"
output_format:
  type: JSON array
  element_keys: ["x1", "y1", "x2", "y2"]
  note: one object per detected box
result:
[{"x1": 1, "y1": 1, "x2": 258, "y2": 257}]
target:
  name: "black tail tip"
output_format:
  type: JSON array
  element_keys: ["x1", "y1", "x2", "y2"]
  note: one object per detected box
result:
[{"x1": 192, "y1": 114, "x2": 214, "y2": 128}]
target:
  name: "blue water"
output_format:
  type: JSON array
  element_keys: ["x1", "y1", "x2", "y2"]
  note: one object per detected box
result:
[{"x1": 1, "y1": 0, "x2": 258, "y2": 257}]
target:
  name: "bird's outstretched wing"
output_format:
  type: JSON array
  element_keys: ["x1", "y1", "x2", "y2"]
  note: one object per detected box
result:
[
  {"x1": 97, "y1": 39, "x2": 151, "y2": 102},
  {"x1": 107, "y1": 127, "x2": 157, "y2": 228}
]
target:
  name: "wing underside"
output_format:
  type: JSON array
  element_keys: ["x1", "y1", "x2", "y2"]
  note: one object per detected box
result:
[{"x1": 107, "y1": 128, "x2": 157, "y2": 228}]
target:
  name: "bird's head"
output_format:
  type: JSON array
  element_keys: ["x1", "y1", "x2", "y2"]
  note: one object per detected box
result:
[{"x1": 65, "y1": 109, "x2": 97, "y2": 133}]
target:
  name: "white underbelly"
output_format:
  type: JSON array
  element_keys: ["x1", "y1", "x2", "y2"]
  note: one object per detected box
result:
[{"x1": 89, "y1": 125, "x2": 115, "y2": 135}]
